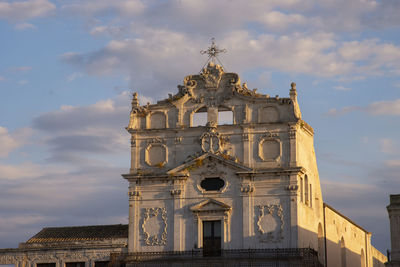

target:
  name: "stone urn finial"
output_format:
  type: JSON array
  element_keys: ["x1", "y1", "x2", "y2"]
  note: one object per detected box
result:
[{"x1": 131, "y1": 92, "x2": 139, "y2": 108}]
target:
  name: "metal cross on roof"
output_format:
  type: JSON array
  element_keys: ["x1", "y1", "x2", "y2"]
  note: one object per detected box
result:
[{"x1": 200, "y1": 38, "x2": 227, "y2": 70}]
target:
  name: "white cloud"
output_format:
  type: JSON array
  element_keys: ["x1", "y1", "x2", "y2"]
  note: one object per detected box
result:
[
  {"x1": 367, "y1": 99, "x2": 400, "y2": 115},
  {"x1": 14, "y1": 22, "x2": 36, "y2": 30},
  {"x1": 326, "y1": 106, "x2": 360, "y2": 116},
  {"x1": 339, "y1": 39, "x2": 400, "y2": 75},
  {"x1": 0, "y1": 127, "x2": 32, "y2": 158},
  {"x1": 257, "y1": 11, "x2": 309, "y2": 31},
  {"x1": 18, "y1": 80, "x2": 28, "y2": 86},
  {"x1": 333, "y1": 85, "x2": 351, "y2": 91},
  {"x1": 0, "y1": 162, "x2": 60, "y2": 180},
  {"x1": 327, "y1": 98, "x2": 400, "y2": 116},
  {"x1": 380, "y1": 138, "x2": 398, "y2": 155},
  {"x1": 61, "y1": 0, "x2": 145, "y2": 17},
  {"x1": 66, "y1": 72, "x2": 83, "y2": 82},
  {"x1": 90, "y1": 25, "x2": 124, "y2": 36},
  {"x1": 0, "y1": 0, "x2": 55, "y2": 22},
  {"x1": 9, "y1": 66, "x2": 32, "y2": 72},
  {"x1": 385, "y1": 159, "x2": 400, "y2": 167},
  {"x1": 32, "y1": 93, "x2": 130, "y2": 163}
]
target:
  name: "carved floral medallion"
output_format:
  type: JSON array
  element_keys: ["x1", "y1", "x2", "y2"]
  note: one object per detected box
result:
[
  {"x1": 141, "y1": 207, "x2": 167, "y2": 246},
  {"x1": 256, "y1": 204, "x2": 284, "y2": 243}
]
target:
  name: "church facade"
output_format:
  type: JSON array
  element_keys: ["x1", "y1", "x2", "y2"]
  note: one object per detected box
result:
[{"x1": 0, "y1": 55, "x2": 389, "y2": 266}]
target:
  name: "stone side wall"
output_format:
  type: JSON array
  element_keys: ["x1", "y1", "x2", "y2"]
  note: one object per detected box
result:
[
  {"x1": 372, "y1": 246, "x2": 387, "y2": 267},
  {"x1": 324, "y1": 205, "x2": 387, "y2": 267}
]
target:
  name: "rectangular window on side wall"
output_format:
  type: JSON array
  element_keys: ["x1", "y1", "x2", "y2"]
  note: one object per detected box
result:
[
  {"x1": 305, "y1": 175, "x2": 309, "y2": 205},
  {"x1": 300, "y1": 177, "x2": 303, "y2": 203}
]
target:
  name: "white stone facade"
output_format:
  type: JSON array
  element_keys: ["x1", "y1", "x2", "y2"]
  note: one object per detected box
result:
[{"x1": 123, "y1": 62, "x2": 387, "y2": 266}]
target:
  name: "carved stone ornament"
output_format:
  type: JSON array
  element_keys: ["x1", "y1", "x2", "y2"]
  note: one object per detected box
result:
[
  {"x1": 257, "y1": 204, "x2": 284, "y2": 243},
  {"x1": 286, "y1": 185, "x2": 298, "y2": 191},
  {"x1": 201, "y1": 121, "x2": 220, "y2": 153},
  {"x1": 174, "y1": 136, "x2": 182, "y2": 144},
  {"x1": 146, "y1": 137, "x2": 165, "y2": 144},
  {"x1": 145, "y1": 143, "x2": 167, "y2": 167},
  {"x1": 260, "y1": 131, "x2": 279, "y2": 139},
  {"x1": 241, "y1": 184, "x2": 255, "y2": 194},
  {"x1": 129, "y1": 190, "x2": 141, "y2": 200},
  {"x1": 200, "y1": 62, "x2": 224, "y2": 89},
  {"x1": 258, "y1": 138, "x2": 281, "y2": 162},
  {"x1": 141, "y1": 207, "x2": 167, "y2": 246},
  {"x1": 289, "y1": 125, "x2": 297, "y2": 139}
]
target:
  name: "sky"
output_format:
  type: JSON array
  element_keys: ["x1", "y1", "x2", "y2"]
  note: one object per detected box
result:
[{"x1": 0, "y1": 0, "x2": 399, "y2": 254}]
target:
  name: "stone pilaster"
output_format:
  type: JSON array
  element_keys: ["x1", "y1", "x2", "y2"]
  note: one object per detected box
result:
[
  {"x1": 289, "y1": 123, "x2": 297, "y2": 167},
  {"x1": 171, "y1": 182, "x2": 184, "y2": 251},
  {"x1": 207, "y1": 107, "x2": 218, "y2": 124},
  {"x1": 128, "y1": 187, "x2": 140, "y2": 252},
  {"x1": 241, "y1": 180, "x2": 254, "y2": 248}
]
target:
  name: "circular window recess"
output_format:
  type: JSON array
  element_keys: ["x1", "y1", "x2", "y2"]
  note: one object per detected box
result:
[{"x1": 200, "y1": 177, "x2": 225, "y2": 191}]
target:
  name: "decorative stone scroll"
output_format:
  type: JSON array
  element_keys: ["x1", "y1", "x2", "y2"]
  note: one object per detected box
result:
[
  {"x1": 256, "y1": 204, "x2": 284, "y2": 243},
  {"x1": 200, "y1": 62, "x2": 224, "y2": 89},
  {"x1": 142, "y1": 207, "x2": 167, "y2": 246},
  {"x1": 200, "y1": 121, "x2": 221, "y2": 153}
]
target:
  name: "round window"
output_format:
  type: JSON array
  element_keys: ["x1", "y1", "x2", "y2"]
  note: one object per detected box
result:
[{"x1": 200, "y1": 177, "x2": 225, "y2": 191}]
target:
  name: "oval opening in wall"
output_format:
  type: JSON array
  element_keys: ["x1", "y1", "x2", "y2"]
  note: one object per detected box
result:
[{"x1": 200, "y1": 177, "x2": 225, "y2": 191}]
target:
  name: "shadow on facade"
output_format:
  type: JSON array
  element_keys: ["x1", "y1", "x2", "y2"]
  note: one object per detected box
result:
[{"x1": 111, "y1": 225, "x2": 384, "y2": 267}]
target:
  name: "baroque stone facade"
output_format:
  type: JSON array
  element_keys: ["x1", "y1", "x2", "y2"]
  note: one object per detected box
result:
[
  {"x1": 122, "y1": 61, "x2": 387, "y2": 266},
  {"x1": 0, "y1": 60, "x2": 390, "y2": 267}
]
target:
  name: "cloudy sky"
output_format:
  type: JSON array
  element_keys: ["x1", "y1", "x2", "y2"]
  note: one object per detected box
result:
[{"x1": 1, "y1": 0, "x2": 400, "y2": 253}]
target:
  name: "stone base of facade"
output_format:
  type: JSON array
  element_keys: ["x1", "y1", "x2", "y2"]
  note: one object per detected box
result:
[
  {"x1": 114, "y1": 248, "x2": 323, "y2": 267},
  {"x1": 386, "y1": 261, "x2": 400, "y2": 267}
]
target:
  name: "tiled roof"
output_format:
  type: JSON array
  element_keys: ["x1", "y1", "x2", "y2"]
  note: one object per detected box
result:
[{"x1": 26, "y1": 224, "x2": 128, "y2": 243}]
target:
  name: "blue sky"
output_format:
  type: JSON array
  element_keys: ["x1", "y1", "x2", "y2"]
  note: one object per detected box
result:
[{"x1": 1, "y1": 0, "x2": 400, "y2": 253}]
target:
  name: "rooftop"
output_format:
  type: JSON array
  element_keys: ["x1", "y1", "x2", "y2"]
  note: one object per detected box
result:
[{"x1": 26, "y1": 224, "x2": 128, "y2": 243}]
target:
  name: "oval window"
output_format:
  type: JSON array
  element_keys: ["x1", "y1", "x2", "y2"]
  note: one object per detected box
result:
[{"x1": 200, "y1": 177, "x2": 225, "y2": 191}]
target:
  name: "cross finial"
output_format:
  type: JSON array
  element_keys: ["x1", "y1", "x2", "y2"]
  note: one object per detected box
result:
[{"x1": 200, "y1": 38, "x2": 227, "y2": 70}]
